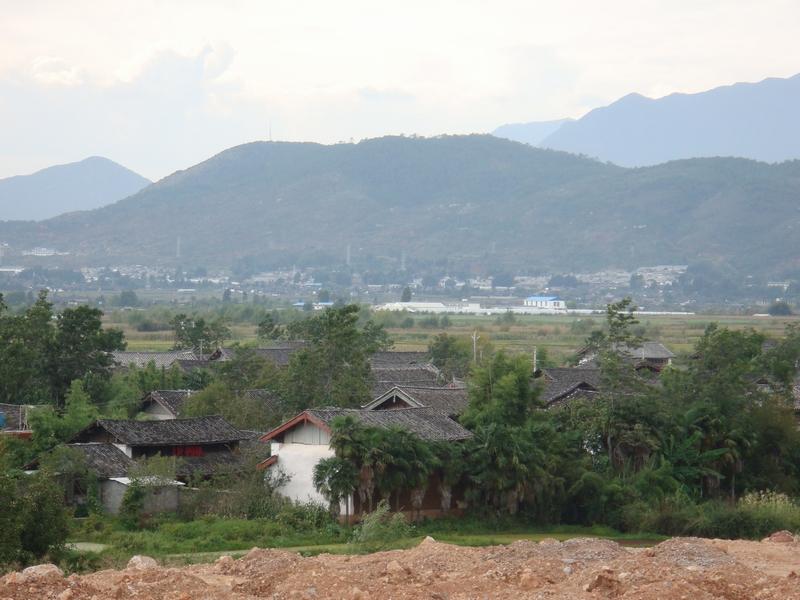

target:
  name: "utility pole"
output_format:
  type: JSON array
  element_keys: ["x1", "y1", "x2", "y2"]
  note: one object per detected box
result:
[{"x1": 472, "y1": 330, "x2": 480, "y2": 363}]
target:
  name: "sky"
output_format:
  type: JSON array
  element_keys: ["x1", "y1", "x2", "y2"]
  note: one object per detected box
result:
[{"x1": 1, "y1": 0, "x2": 799, "y2": 181}]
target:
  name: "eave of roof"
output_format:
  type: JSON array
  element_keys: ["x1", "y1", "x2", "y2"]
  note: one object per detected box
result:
[{"x1": 260, "y1": 411, "x2": 332, "y2": 443}]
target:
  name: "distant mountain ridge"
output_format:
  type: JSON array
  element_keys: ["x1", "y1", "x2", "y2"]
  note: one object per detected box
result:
[
  {"x1": 0, "y1": 135, "x2": 797, "y2": 277},
  {"x1": 0, "y1": 157, "x2": 151, "y2": 221},
  {"x1": 494, "y1": 73, "x2": 800, "y2": 166},
  {"x1": 491, "y1": 119, "x2": 572, "y2": 147}
]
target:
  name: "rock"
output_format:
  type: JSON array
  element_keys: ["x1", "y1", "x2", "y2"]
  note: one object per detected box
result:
[
  {"x1": 763, "y1": 530, "x2": 796, "y2": 543},
  {"x1": 419, "y1": 535, "x2": 436, "y2": 546},
  {"x1": 127, "y1": 555, "x2": 158, "y2": 570},
  {"x1": 519, "y1": 568, "x2": 543, "y2": 590},
  {"x1": 386, "y1": 560, "x2": 406, "y2": 575},
  {"x1": 584, "y1": 569, "x2": 622, "y2": 595},
  {"x1": 539, "y1": 538, "x2": 560, "y2": 545},
  {"x1": 215, "y1": 555, "x2": 234, "y2": 571},
  {"x1": 57, "y1": 590, "x2": 74, "y2": 600},
  {"x1": 20, "y1": 564, "x2": 64, "y2": 581},
  {"x1": 350, "y1": 587, "x2": 368, "y2": 600}
]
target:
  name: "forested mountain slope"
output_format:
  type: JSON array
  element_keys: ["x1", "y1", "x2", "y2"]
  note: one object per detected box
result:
[{"x1": 1, "y1": 136, "x2": 798, "y2": 276}]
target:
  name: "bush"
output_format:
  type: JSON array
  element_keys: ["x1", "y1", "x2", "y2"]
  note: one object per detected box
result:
[
  {"x1": 15, "y1": 473, "x2": 70, "y2": 563},
  {"x1": 349, "y1": 500, "x2": 413, "y2": 552},
  {"x1": 119, "y1": 482, "x2": 146, "y2": 530},
  {"x1": 619, "y1": 490, "x2": 800, "y2": 539}
]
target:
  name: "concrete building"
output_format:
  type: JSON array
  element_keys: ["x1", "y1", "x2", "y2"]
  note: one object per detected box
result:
[{"x1": 523, "y1": 296, "x2": 566, "y2": 310}]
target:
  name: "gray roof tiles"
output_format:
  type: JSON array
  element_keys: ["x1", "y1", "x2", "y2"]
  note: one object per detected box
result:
[
  {"x1": 66, "y1": 443, "x2": 135, "y2": 478},
  {"x1": 79, "y1": 416, "x2": 249, "y2": 446},
  {"x1": 112, "y1": 350, "x2": 199, "y2": 370},
  {"x1": 366, "y1": 385, "x2": 470, "y2": 417},
  {"x1": 307, "y1": 407, "x2": 472, "y2": 442}
]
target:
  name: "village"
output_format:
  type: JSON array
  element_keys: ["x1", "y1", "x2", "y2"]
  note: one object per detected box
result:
[{"x1": 3, "y1": 317, "x2": 798, "y2": 525}]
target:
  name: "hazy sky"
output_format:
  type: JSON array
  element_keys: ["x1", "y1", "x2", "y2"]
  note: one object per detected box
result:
[{"x1": 1, "y1": 0, "x2": 798, "y2": 180}]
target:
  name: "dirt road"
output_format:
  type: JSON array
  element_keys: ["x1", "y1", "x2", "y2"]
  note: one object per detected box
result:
[{"x1": 2, "y1": 534, "x2": 798, "y2": 599}]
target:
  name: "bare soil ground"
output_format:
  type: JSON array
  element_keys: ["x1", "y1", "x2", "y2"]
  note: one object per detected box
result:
[{"x1": 2, "y1": 534, "x2": 799, "y2": 599}]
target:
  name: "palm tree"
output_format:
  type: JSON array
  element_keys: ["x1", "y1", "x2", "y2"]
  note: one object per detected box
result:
[{"x1": 312, "y1": 457, "x2": 358, "y2": 524}]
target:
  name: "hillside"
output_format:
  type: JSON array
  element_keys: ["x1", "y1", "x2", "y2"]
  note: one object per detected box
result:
[
  {"x1": 0, "y1": 157, "x2": 151, "y2": 221},
  {"x1": 0, "y1": 135, "x2": 798, "y2": 276},
  {"x1": 537, "y1": 73, "x2": 800, "y2": 166},
  {"x1": 491, "y1": 119, "x2": 572, "y2": 147}
]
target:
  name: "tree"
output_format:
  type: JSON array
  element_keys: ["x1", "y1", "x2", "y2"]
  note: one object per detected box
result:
[
  {"x1": 47, "y1": 305, "x2": 125, "y2": 403},
  {"x1": 118, "y1": 290, "x2": 139, "y2": 307},
  {"x1": 313, "y1": 456, "x2": 358, "y2": 523},
  {"x1": 768, "y1": 300, "x2": 793, "y2": 316},
  {"x1": 17, "y1": 472, "x2": 69, "y2": 560},
  {"x1": 283, "y1": 305, "x2": 391, "y2": 409},
  {"x1": 461, "y1": 352, "x2": 538, "y2": 429},
  {"x1": 29, "y1": 380, "x2": 99, "y2": 454},
  {"x1": 257, "y1": 313, "x2": 284, "y2": 340},
  {"x1": 0, "y1": 291, "x2": 54, "y2": 404},
  {"x1": 170, "y1": 314, "x2": 230, "y2": 354},
  {"x1": 400, "y1": 286, "x2": 412, "y2": 302},
  {"x1": 428, "y1": 332, "x2": 491, "y2": 380},
  {"x1": 0, "y1": 473, "x2": 22, "y2": 564}
]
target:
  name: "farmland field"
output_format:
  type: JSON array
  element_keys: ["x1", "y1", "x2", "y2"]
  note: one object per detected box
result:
[{"x1": 104, "y1": 309, "x2": 800, "y2": 365}]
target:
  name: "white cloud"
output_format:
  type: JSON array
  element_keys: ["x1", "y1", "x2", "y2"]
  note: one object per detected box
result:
[{"x1": 0, "y1": 0, "x2": 798, "y2": 179}]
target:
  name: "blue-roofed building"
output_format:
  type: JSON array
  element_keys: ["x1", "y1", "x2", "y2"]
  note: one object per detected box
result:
[{"x1": 524, "y1": 296, "x2": 566, "y2": 310}]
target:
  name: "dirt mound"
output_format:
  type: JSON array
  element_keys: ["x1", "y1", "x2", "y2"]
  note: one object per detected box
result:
[{"x1": 1, "y1": 536, "x2": 799, "y2": 599}]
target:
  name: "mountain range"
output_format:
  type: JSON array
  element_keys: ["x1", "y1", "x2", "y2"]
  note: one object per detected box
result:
[
  {"x1": 0, "y1": 157, "x2": 150, "y2": 221},
  {"x1": 0, "y1": 135, "x2": 798, "y2": 277},
  {"x1": 493, "y1": 73, "x2": 800, "y2": 167}
]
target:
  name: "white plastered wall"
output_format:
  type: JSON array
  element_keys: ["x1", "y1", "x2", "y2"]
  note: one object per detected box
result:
[{"x1": 270, "y1": 422, "x2": 353, "y2": 515}]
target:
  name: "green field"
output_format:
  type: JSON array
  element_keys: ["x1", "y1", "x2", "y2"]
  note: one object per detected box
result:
[
  {"x1": 106, "y1": 310, "x2": 800, "y2": 364},
  {"x1": 68, "y1": 517, "x2": 665, "y2": 569}
]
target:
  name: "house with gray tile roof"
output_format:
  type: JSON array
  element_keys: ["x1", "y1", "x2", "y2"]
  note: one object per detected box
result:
[
  {"x1": 259, "y1": 406, "x2": 471, "y2": 519},
  {"x1": 363, "y1": 385, "x2": 470, "y2": 417}
]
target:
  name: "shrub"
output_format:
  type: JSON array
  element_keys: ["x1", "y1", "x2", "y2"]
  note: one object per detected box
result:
[
  {"x1": 349, "y1": 500, "x2": 413, "y2": 552},
  {"x1": 119, "y1": 482, "x2": 146, "y2": 530},
  {"x1": 17, "y1": 473, "x2": 69, "y2": 562}
]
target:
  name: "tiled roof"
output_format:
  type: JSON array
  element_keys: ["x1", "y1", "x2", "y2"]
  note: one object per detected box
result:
[
  {"x1": 621, "y1": 341, "x2": 676, "y2": 360},
  {"x1": 369, "y1": 351, "x2": 430, "y2": 368},
  {"x1": 536, "y1": 368, "x2": 602, "y2": 406},
  {"x1": 306, "y1": 407, "x2": 472, "y2": 441},
  {"x1": 577, "y1": 341, "x2": 675, "y2": 361},
  {"x1": 210, "y1": 344, "x2": 305, "y2": 367},
  {"x1": 242, "y1": 389, "x2": 282, "y2": 413},
  {"x1": 112, "y1": 350, "x2": 199, "y2": 370},
  {"x1": 365, "y1": 385, "x2": 470, "y2": 417},
  {"x1": 66, "y1": 443, "x2": 134, "y2": 478},
  {"x1": 75, "y1": 416, "x2": 249, "y2": 446},
  {"x1": 143, "y1": 390, "x2": 193, "y2": 417},
  {"x1": 371, "y1": 365, "x2": 442, "y2": 396}
]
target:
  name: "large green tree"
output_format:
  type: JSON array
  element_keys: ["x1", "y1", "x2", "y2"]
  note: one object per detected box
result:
[
  {"x1": 0, "y1": 291, "x2": 124, "y2": 405},
  {"x1": 283, "y1": 305, "x2": 391, "y2": 410}
]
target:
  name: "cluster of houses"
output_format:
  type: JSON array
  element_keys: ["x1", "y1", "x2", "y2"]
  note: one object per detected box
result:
[{"x1": 4, "y1": 339, "x2": 799, "y2": 520}]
